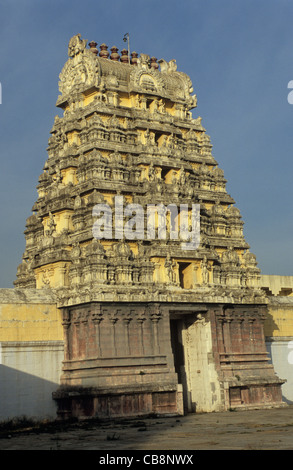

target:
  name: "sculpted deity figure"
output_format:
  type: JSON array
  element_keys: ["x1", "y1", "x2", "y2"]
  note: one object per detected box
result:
[
  {"x1": 48, "y1": 212, "x2": 57, "y2": 236},
  {"x1": 68, "y1": 34, "x2": 87, "y2": 58},
  {"x1": 158, "y1": 99, "x2": 165, "y2": 113},
  {"x1": 164, "y1": 254, "x2": 178, "y2": 284},
  {"x1": 201, "y1": 256, "x2": 210, "y2": 284},
  {"x1": 167, "y1": 59, "x2": 177, "y2": 72}
]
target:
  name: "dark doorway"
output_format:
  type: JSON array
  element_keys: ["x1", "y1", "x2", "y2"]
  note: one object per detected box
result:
[
  {"x1": 170, "y1": 318, "x2": 189, "y2": 413},
  {"x1": 170, "y1": 319, "x2": 184, "y2": 379},
  {"x1": 178, "y1": 262, "x2": 190, "y2": 288}
]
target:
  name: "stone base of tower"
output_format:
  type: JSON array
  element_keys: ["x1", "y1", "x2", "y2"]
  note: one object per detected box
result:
[
  {"x1": 53, "y1": 301, "x2": 285, "y2": 419},
  {"x1": 210, "y1": 305, "x2": 286, "y2": 411},
  {"x1": 53, "y1": 385, "x2": 184, "y2": 420}
]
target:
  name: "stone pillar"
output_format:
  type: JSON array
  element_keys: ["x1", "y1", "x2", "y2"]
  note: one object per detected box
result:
[
  {"x1": 150, "y1": 303, "x2": 162, "y2": 355},
  {"x1": 122, "y1": 310, "x2": 133, "y2": 356},
  {"x1": 136, "y1": 309, "x2": 146, "y2": 356},
  {"x1": 92, "y1": 305, "x2": 103, "y2": 357},
  {"x1": 62, "y1": 308, "x2": 71, "y2": 361},
  {"x1": 230, "y1": 312, "x2": 244, "y2": 354}
]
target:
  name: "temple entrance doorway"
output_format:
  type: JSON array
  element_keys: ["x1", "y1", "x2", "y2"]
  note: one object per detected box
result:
[
  {"x1": 170, "y1": 313, "x2": 197, "y2": 414},
  {"x1": 169, "y1": 309, "x2": 221, "y2": 414}
]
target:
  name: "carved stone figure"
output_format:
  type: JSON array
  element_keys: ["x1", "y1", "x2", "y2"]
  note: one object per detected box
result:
[
  {"x1": 201, "y1": 256, "x2": 210, "y2": 285},
  {"x1": 68, "y1": 34, "x2": 87, "y2": 58}
]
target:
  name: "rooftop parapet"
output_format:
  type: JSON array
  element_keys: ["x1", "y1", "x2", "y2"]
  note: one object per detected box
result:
[{"x1": 56, "y1": 34, "x2": 197, "y2": 110}]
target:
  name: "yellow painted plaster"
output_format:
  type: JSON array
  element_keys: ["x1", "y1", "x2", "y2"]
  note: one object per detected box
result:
[
  {"x1": 264, "y1": 305, "x2": 293, "y2": 338},
  {"x1": 35, "y1": 262, "x2": 70, "y2": 288},
  {"x1": 0, "y1": 303, "x2": 63, "y2": 342},
  {"x1": 61, "y1": 167, "x2": 77, "y2": 185},
  {"x1": 67, "y1": 130, "x2": 80, "y2": 146},
  {"x1": 83, "y1": 90, "x2": 99, "y2": 106}
]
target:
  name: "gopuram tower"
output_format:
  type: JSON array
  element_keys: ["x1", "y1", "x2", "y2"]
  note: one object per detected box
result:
[{"x1": 15, "y1": 34, "x2": 284, "y2": 418}]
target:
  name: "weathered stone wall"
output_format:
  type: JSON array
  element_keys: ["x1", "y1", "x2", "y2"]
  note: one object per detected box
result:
[
  {"x1": 0, "y1": 288, "x2": 64, "y2": 422},
  {"x1": 209, "y1": 305, "x2": 285, "y2": 410},
  {"x1": 54, "y1": 302, "x2": 183, "y2": 418},
  {"x1": 266, "y1": 339, "x2": 293, "y2": 404},
  {"x1": 0, "y1": 288, "x2": 62, "y2": 342},
  {"x1": 0, "y1": 288, "x2": 292, "y2": 420},
  {"x1": 264, "y1": 296, "x2": 293, "y2": 404},
  {"x1": 0, "y1": 341, "x2": 64, "y2": 421},
  {"x1": 261, "y1": 275, "x2": 293, "y2": 296}
]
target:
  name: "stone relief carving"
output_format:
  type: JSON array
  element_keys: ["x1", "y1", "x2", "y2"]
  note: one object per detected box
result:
[
  {"x1": 68, "y1": 34, "x2": 87, "y2": 57},
  {"x1": 58, "y1": 35, "x2": 101, "y2": 98}
]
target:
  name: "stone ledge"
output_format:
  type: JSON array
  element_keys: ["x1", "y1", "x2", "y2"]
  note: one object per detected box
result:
[
  {"x1": 0, "y1": 288, "x2": 57, "y2": 304},
  {"x1": 0, "y1": 340, "x2": 64, "y2": 349},
  {"x1": 53, "y1": 382, "x2": 178, "y2": 398},
  {"x1": 62, "y1": 354, "x2": 168, "y2": 370}
]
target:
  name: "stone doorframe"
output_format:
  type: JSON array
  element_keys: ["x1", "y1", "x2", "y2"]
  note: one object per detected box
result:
[{"x1": 169, "y1": 306, "x2": 223, "y2": 413}]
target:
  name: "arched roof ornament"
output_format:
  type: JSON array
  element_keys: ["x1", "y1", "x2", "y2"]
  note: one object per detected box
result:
[{"x1": 58, "y1": 34, "x2": 102, "y2": 102}]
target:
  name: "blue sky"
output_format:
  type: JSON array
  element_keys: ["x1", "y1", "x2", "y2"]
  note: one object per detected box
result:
[{"x1": 0, "y1": 0, "x2": 293, "y2": 287}]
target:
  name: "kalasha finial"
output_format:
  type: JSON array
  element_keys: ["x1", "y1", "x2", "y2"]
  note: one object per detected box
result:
[
  {"x1": 130, "y1": 51, "x2": 138, "y2": 65},
  {"x1": 89, "y1": 41, "x2": 98, "y2": 55},
  {"x1": 99, "y1": 43, "x2": 109, "y2": 59},
  {"x1": 120, "y1": 48, "x2": 129, "y2": 64},
  {"x1": 150, "y1": 57, "x2": 159, "y2": 69},
  {"x1": 110, "y1": 46, "x2": 120, "y2": 61}
]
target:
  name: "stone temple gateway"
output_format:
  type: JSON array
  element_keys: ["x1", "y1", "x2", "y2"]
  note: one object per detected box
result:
[{"x1": 15, "y1": 35, "x2": 284, "y2": 418}]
